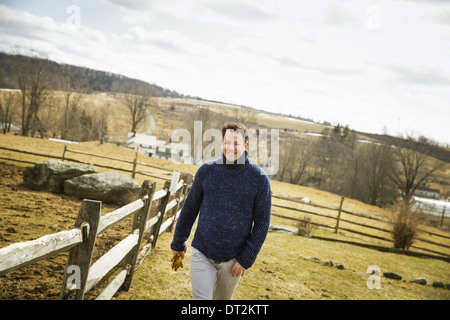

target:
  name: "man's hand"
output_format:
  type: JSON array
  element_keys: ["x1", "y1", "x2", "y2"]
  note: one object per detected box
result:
[
  {"x1": 230, "y1": 261, "x2": 246, "y2": 277},
  {"x1": 171, "y1": 250, "x2": 185, "y2": 259},
  {"x1": 171, "y1": 249, "x2": 186, "y2": 271}
]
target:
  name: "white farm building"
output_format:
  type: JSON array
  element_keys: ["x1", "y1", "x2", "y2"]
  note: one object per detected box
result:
[{"x1": 126, "y1": 133, "x2": 190, "y2": 163}]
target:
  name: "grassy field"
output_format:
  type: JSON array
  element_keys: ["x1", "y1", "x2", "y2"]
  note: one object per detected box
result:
[
  {"x1": 0, "y1": 134, "x2": 449, "y2": 300},
  {"x1": 119, "y1": 228, "x2": 450, "y2": 300}
]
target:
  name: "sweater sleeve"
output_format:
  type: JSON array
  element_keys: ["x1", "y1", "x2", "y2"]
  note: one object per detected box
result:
[
  {"x1": 170, "y1": 166, "x2": 204, "y2": 252},
  {"x1": 236, "y1": 174, "x2": 271, "y2": 269}
]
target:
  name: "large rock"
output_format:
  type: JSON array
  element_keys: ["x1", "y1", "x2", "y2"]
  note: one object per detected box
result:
[
  {"x1": 383, "y1": 272, "x2": 402, "y2": 280},
  {"x1": 268, "y1": 225, "x2": 312, "y2": 238},
  {"x1": 410, "y1": 278, "x2": 427, "y2": 285},
  {"x1": 269, "y1": 225, "x2": 298, "y2": 234},
  {"x1": 23, "y1": 160, "x2": 98, "y2": 193},
  {"x1": 64, "y1": 171, "x2": 140, "y2": 205}
]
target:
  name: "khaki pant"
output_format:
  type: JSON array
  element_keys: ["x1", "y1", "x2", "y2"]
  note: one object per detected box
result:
[{"x1": 190, "y1": 247, "x2": 241, "y2": 300}]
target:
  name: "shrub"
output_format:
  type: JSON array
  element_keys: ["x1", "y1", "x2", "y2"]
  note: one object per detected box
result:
[
  {"x1": 388, "y1": 200, "x2": 424, "y2": 250},
  {"x1": 298, "y1": 215, "x2": 317, "y2": 236}
]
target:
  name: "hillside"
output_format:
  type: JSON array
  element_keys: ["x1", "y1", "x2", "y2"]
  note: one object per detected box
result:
[
  {"x1": 358, "y1": 131, "x2": 450, "y2": 164},
  {"x1": 2, "y1": 50, "x2": 448, "y2": 150},
  {"x1": 0, "y1": 51, "x2": 187, "y2": 98},
  {"x1": 2, "y1": 89, "x2": 449, "y2": 207},
  {"x1": 0, "y1": 134, "x2": 449, "y2": 300},
  {"x1": 0, "y1": 51, "x2": 339, "y2": 136},
  {"x1": 1, "y1": 50, "x2": 449, "y2": 204}
]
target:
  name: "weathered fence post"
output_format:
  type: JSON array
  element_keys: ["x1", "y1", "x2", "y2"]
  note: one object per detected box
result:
[
  {"x1": 151, "y1": 180, "x2": 171, "y2": 247},
  {"x1": 131, "y1": 149, "x2": 138, "y2": 179},
  {"x1": 441, "y1": 207, "x2": 446, "y2": 228},
  {"x1": 121, "y1": 180, "x2": 156, "y2": 291},
  {"x1": 60, "y1": 199, "x2": 102, "y2": 300},
  {"x1": 61, "y1": 144, "x2": 67, "y2": 162},
  {"x1": 168, "y1": 173, "x2": 193, "y2": 232},
  {"x1": 334, "y1": 197, "x2": 345, "y2": 234},
  {"x1": 168, "y1": 185, "x2": 183, "y2": 232}
]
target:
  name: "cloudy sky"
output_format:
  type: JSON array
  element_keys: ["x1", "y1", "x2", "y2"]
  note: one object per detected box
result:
[{"x1": 0, "y1": 0, "x2": 449, "y2": 144}]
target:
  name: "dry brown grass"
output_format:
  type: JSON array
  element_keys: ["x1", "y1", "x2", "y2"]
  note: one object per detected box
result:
[
  {"x1": 1, "y1": 134, "x2": 449, "y2": 300},
  {"x1": 1, "y1": 133, "x2": 449, "y2": 255},
  {"x1": 120, "y1": 227, "x2": 450, "y2": 300}
]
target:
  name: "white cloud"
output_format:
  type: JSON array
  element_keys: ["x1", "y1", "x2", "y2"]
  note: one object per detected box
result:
[
  {"x1": 0, "y1": 0, "x2": 449, "y2": 144},
  {"x1": 122, "y1": 11, "x2": 151, "y2": 25},
  {"x1": 102, "y1": 0, "x2": 153, "y2": 11}
]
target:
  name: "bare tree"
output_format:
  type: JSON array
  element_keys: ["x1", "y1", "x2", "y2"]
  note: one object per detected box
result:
[
  {"x1": 276, "y1": 136, "x2": 312, "y2": 185},
  {"x1": 92, "y1": 105, "x2": 109, "y2": 142},
  {"x1": 359, "y1": 143, "x2": 396, "y2": 206},
  {"x1": 35, "y1": 94, "x2": 59, "y2": 138},
  {"x1": 186, "y1": 107, "x2": 226, "y2": 164},
  {"x1": 59, "y1": 66, "x2": 87, "y2": 140},
  {"x1": 275, "y1": 136, "x2": 294, "y2": 182},
  {"x1": 79, "y1": 110, "x2": 96, "y2": 141},
  {"x1": 310, "y1": 124, "x2": 357, "y2": 194},
  {"x1": 389, "y1": 136, "x2": 443, "y2": 203},
  {"x1": 12, "y1": 50, "x2": 50, "y2": 136},
  {"x1": 345, "y1": 148, "x2": 363, "y2": 199},
  {"x1": 0, "y1": 91, "x2": 18, "y2": 134},
  {"x1": 115, "y1": 82, "x2": 153, "y2": 137}
]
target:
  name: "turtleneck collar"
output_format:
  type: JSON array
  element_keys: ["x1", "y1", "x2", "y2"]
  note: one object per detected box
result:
[{"x1": 216, "y1": 150, "x2": 250, "y2": 175}]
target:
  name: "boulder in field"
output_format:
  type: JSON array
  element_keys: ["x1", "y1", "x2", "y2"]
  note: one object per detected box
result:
[
  {"x1": 383, "y1": 272, "x2": 402, "y2": 280},
  {"x1": 63, "y1": 171, "x2": 140, "y2": 205},
  {"x1": 23, "y1": 160, "x2": 98, "y2": 193},
  {"x1": 268, "y1": 225, "x2": 298, "y2": 234},
  {"x1": 432, "y1": 281, "x2": 444, "y2": 288},
  {"x1": 410, "y1": 278, "x2": 427, "y2": 285}
]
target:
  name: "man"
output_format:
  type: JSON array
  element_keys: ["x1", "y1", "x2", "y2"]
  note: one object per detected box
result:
[{"x1": 170, "y1": 122, "x2": 272, "y2": 300}]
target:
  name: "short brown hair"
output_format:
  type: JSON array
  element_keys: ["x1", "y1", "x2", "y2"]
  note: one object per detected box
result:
[{"x1": 222, "y1": 122, "x2": 249, "y2": 143}]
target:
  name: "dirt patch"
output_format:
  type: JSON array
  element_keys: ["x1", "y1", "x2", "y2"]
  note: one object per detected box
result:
[{"x1": 0, "y1": 162, "x2": 130, "y2": 300}]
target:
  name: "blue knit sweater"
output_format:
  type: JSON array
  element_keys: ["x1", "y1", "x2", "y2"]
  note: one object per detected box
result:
[{"x1": 170, "y1": 151, "x2": 271, "y2": 269}]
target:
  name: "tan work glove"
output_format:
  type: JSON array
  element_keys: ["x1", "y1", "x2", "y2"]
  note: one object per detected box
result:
[{"x1": 171, "y1": 250, "x2": 185, "y2": 271}]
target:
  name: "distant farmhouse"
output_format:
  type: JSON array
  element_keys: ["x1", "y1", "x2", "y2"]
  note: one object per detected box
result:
[
  {"x1": 414, "y1": 186, "x2": 441, "y2": 199},
  {"x1": 126, "y1": 133, "x2": 190, "y2": 163}
]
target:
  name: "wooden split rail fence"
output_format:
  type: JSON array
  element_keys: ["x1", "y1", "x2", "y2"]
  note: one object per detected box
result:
[
  {"x1": 1, "y1": 143, "x2": 450, "y2": 297},
  {"x1": 0, "y1": 172, "x2": 193, "y2": 300},
  {"x1": 0, "y1": 144, "x2": 174, "y2": 181},
  {"x1": 271, "y1": 194, "x2": 450, "y2": 260}
]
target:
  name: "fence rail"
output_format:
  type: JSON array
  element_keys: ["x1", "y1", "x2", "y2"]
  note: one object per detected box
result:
[
  {"x1": 1, "y1": 143, "x2": 450, "y2": 298},
  {"x1": 0, "y1": 144, "x2": 174, "y2": 181},
  {"x1": 0, "y1": 172, "x2": 193, "y2": 300},
  {"x1": 271, "y1": 194, "x2": 450, "y2": 259}
]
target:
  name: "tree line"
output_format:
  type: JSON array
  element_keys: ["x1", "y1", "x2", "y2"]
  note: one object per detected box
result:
[
  {"x1": 0, "y1": 50, "x2": 191, "y2": 141},
  {"x1": 176, "y1": 106, "x2": 445, "y2": 208},
  {"x1": 1, "y1": 51, "x2": 107, "y2": 141},
  {"x1": 0, "y1": 50, "x2": 445, "y2": 210},
  {"x1": 274, "y1": 125, "x2": 444, "y2": 207},
  {"x1": 0, "y1": 51, "x2": 188, "y2": 98}
]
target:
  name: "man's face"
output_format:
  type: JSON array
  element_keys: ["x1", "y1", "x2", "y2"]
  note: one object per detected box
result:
[{"x1": 222, "y1": 130, "x2": 248, "y2": 163}]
